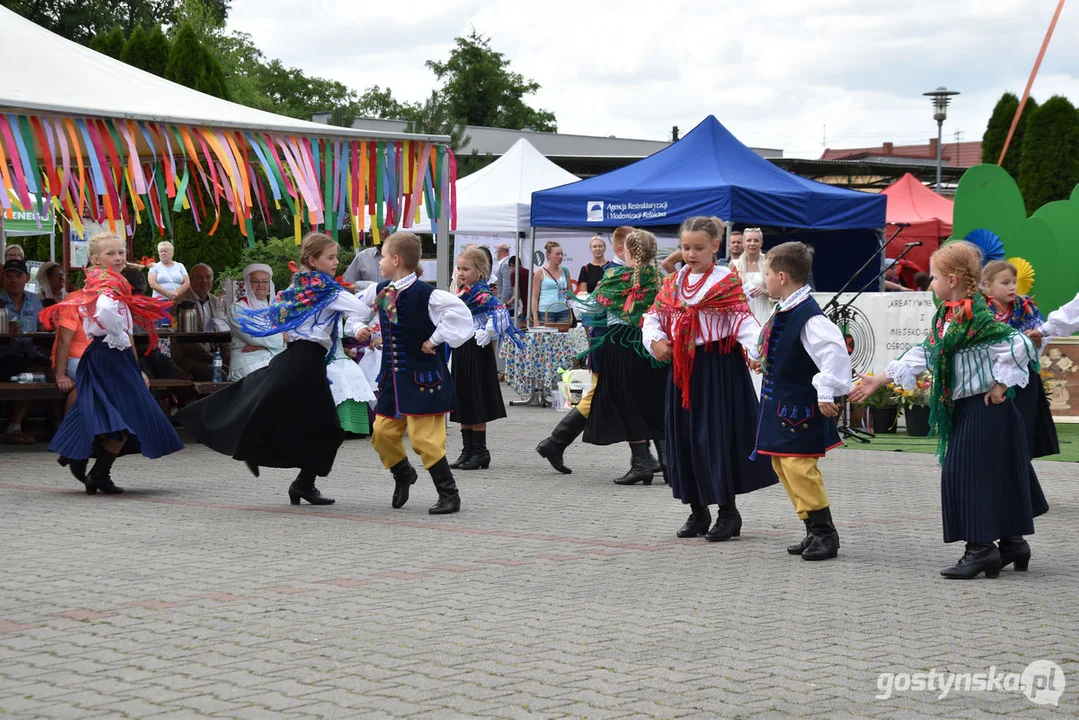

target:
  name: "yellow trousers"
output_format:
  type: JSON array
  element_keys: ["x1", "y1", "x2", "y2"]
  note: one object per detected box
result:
[
  {"x1": 771, "y1": 456, "x2": 830, "y2": 519},
  {"x1": 575, "y1": 373, "x2": 600, "y2": 418},
  {"x1": 372, "y1": 414, "x2": 447, "y2": 470}
]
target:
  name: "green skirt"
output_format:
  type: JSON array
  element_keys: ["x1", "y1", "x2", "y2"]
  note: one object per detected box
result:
[{"x1": 337, "y1": 400, "x2": 371, "y2": 435}]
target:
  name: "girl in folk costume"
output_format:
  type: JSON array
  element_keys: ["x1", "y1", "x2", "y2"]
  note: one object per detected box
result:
[
  {"x1": 853, "y1": 242, "x2": 1047, "y2": 579},
  {"x1": 643, "y1": 217, "x2": 778, "y2": 541},
  {"x1": 571, "y1": 229, "x2": 669, "y2": 485},
  {"x1": 982, "y1": 260, "x2": 1059, "y2": 459},
  {"x1": 449, "y1": 248, "x2": 523, "y2": 470},
  {"x1": 177, "y1": 233, "x2": 373, "y2": 506},
  {"x1": 327, "y1": 313, "x2": 378, "y2": 437},
  {"x1": 43, "y1": 232, "x2": 183, "y2": 495}
]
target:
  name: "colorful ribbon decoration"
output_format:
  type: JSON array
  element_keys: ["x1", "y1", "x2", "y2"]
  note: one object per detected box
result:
[{"x1": 0, "y1": 112, "x2": 456, "y2": 242}]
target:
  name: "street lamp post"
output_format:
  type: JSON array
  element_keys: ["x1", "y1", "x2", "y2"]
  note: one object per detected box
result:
[{"x1": 923, "y1": 86, "x2": 960, "y2": 193}]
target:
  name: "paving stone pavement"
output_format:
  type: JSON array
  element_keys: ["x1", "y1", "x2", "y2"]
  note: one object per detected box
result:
[{"x1": 1, "y1": 394, "x2": 1077, "y2": 719}]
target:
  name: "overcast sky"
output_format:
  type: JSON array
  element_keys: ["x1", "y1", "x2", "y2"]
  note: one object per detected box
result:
[{"x1": 228, "y1": 0, "x2": 1079, "y2": 158}]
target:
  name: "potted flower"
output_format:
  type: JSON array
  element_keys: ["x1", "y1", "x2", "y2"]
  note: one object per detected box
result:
[
  {"x1": 853, "y1": 373, "x2": 902, "y2": 434},
  {"x1": 899, "y1": 371, "x2": 933, "y2": 437}
]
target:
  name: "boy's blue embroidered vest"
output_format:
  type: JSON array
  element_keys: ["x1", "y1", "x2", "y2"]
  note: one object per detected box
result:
[
  {"x1": 375, "y1": 280, "x2": 455, "y2": 418},
  {"x1": 753, "y1": 297, "x2": 842, "y2": 457}
]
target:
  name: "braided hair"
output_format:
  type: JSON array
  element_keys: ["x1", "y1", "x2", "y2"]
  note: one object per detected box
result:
[
  {"x1": 625, "y1": 229, "x2": 658, "y2": 294},
  {"x1": 932, "y1": 241, "x2": 982, "y2": 299}
]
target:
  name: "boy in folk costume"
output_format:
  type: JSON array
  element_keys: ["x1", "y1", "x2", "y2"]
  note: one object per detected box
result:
[
  {"x1": 751, "y1": 243, "x2": 851, "y2": 561},
  {"x1": 353, "y1": 232, "x2": 474, "y2": 514}
]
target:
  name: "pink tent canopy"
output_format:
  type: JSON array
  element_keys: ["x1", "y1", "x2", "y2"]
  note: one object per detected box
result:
[{"x1": 881, "y1": 173, "x2": 954, "y2": 279}]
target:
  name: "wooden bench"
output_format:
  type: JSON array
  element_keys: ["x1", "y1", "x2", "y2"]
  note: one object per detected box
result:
[{"x1": 0, "y1": 378, "x2": 233, "y2": 403}]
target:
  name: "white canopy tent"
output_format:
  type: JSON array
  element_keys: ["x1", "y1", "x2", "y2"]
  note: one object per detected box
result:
[
  {"x1": 411, "y1": 138, "x2": 606, "y2": 321},
  {"x1": 0, "y1": 6, "x2": 455, "y2": 285},
  {"x1": 414, "y1": 138, "x2": 579, "y2": 234}
]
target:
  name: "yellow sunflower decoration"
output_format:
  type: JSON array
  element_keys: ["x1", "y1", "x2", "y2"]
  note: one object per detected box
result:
[{"x1": 1008, "y1": 257, "x2": 1035, "y2": 295}]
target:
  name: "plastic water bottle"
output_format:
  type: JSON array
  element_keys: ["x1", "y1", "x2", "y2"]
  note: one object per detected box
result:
[
  {"x1": 10, "y1": 373, "x2": 46, "y2": 384},
  {"x1": 212, "y1": 351, "x2": 223, "y2": 383}
]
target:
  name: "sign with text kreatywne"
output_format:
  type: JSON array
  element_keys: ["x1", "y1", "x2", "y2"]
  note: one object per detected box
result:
[{"x1": 810, "y1": 292, "x2": 936, "y2": 375}]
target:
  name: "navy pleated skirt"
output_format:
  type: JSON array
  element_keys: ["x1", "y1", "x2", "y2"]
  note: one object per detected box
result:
[
  {"x1": 49, "y1": 338, "x2": 184, "y2": 461},
  {"x1": 176, "y1": 340, "x2": 342, "y2": 477},
  {"x1": 941, "y1": 395, "x2": 1049, "y2": 543},
  {"x1": 584, "y1": 325, "x2": 666, "y2": 445},
  {"x1": 1012, "y1": 369, "x2": 1059, "y2": 459},
  {"x1": 450, "y1": 339, "x2": 507, "y2": 425},
  {"x1": 665, "y1": 345, "x2": 778, "y2": 506}
]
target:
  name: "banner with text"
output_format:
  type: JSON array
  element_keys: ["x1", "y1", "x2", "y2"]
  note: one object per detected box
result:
[{"x1": 811, "y1": 292, "x2": 936, "y2": 375}]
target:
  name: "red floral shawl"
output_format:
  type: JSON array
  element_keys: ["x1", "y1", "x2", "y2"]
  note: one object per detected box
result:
[
  {"x1": 650, "y1": 268, "x2": 754, "y2": 408},
  {"x1": 38, "y1": 267, "x2": 172, "y2": 355}
]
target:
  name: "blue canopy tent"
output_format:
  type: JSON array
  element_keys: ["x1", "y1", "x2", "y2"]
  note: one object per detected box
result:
[{"x1": 530, "y1": 115, "x2": 888, "y2": 291}]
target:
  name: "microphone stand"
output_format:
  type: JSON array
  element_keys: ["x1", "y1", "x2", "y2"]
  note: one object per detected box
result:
[{"x1": 821, "y1": 227, "x2": 922, "y2": 443}]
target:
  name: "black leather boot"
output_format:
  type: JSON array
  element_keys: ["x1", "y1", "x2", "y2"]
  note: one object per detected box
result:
[
  {"x1": 288, "y1": 470, "x2": 335, "y2": 506},
  {"x1": 390, "y1": 458, "x2": 418, "y2": 509},
  {"x1": 941, "y1": 542, "x2": 1002, "y2": 579},
  {"x1": 705, "y1": 503, "x2": 742, "y2": 541},
  {"x1": 427, "y1": 457, "x2": 461, "y2": 515},
  {"x1": 536, "y1": 409, "x2": 587, "y2": 474},
  {"x1": 449, "y1": 429, "x2": 473, "y2": 469},
  {"x1": 650, "y1": 439, "x2": 663, "y2": 474},
  {"x1": 58, "y1": 456, "x2": 88, "y2": 486},
  {"x1": 653, "y1": 439, "x2": 668, "y2": 485},
  {"x1": 802, "y1": 507, "x2": 839, "y2": 561},
  {"x1": 787, "y1": 518, "x2": 812, "y2": 555},
  {"x1": 997, "y1": 536, "x2": 1031, "y2": 571},
  {"x1": 459, "y1": 430, "x2": 491, "y2": 470},
  {"x1": 676, "y1": 504, "x2": 711, "y2": 538},
  {"x1": 614, "y1": 442, "x2": 656, "y2": 485},
  {"x1": 86, "y1": 452, "x2": 123, "y2": 495}
]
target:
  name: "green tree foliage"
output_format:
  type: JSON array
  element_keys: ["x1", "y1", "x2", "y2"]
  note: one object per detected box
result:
[
  {"x1": 982, "y1": 92, "x2": 1039, "y2": 180},
  {"x1": 89, "y1": 26, "x2": 126, "y2": 59},
  {"x1": 166, "y1": 22, "x2": 230, "y2": 99},
  {"x1": 356, "y1": 85, "x2": 414, "y2": 120},
  {"x1": 219, "y1": 237, "x2": 354, "y2": 291},
  {"x1": 1016, "y1": 95, "x2": 1079, "y2": 213},
  {"x1": 425, "y1": 29, "x2": 557, "y2": 132},
  {"x1": 405, "y1": 91, "x2": 470, "y2": 152},
  {"x1": 255, "y1": 60, "x2": 356, "y2": 120},
  {"x1": 140, "y1": 24, "x2": 171, "y2": 76},
  {"x1": 3, "y1": 0, "x2": 181, "y2": 44},
  {"x1": 119, "y1": 24, "x2": 148, "y2": 68}
]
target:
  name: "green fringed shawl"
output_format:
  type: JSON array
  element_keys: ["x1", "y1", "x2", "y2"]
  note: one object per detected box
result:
[
  {"x1": 921, "y1": 294, "x2": 1037, "y2": 463},
  {"x1": 570, "y1": 265, "x2": 666, "y2": 366}
]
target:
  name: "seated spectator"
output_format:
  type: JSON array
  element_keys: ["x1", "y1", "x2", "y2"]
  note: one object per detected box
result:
[
  {"x1": 0, "y1": 258, "x2": 47, "y2": 444},
  {"x1": 884, "y1": 259, "x2": 914, "y2": 292},
  {"x1": 913, "y1": 271, "x2": 931, "y2": 291},
  {"x1": 171, "y1": 263, "x2": 231, "y2": 381},
  {"x1": 49, "y1": 287, "x2": 92, "y2": 413},
  {"x1": 37, "y1": 262, "x2": 67, "y2": 302},
  {"x1": 122, "y1": 267, "x2": 190, "y2": 381},
  {"x1": 227, "y1": 263, "x2": 284, "y2": 380}
]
